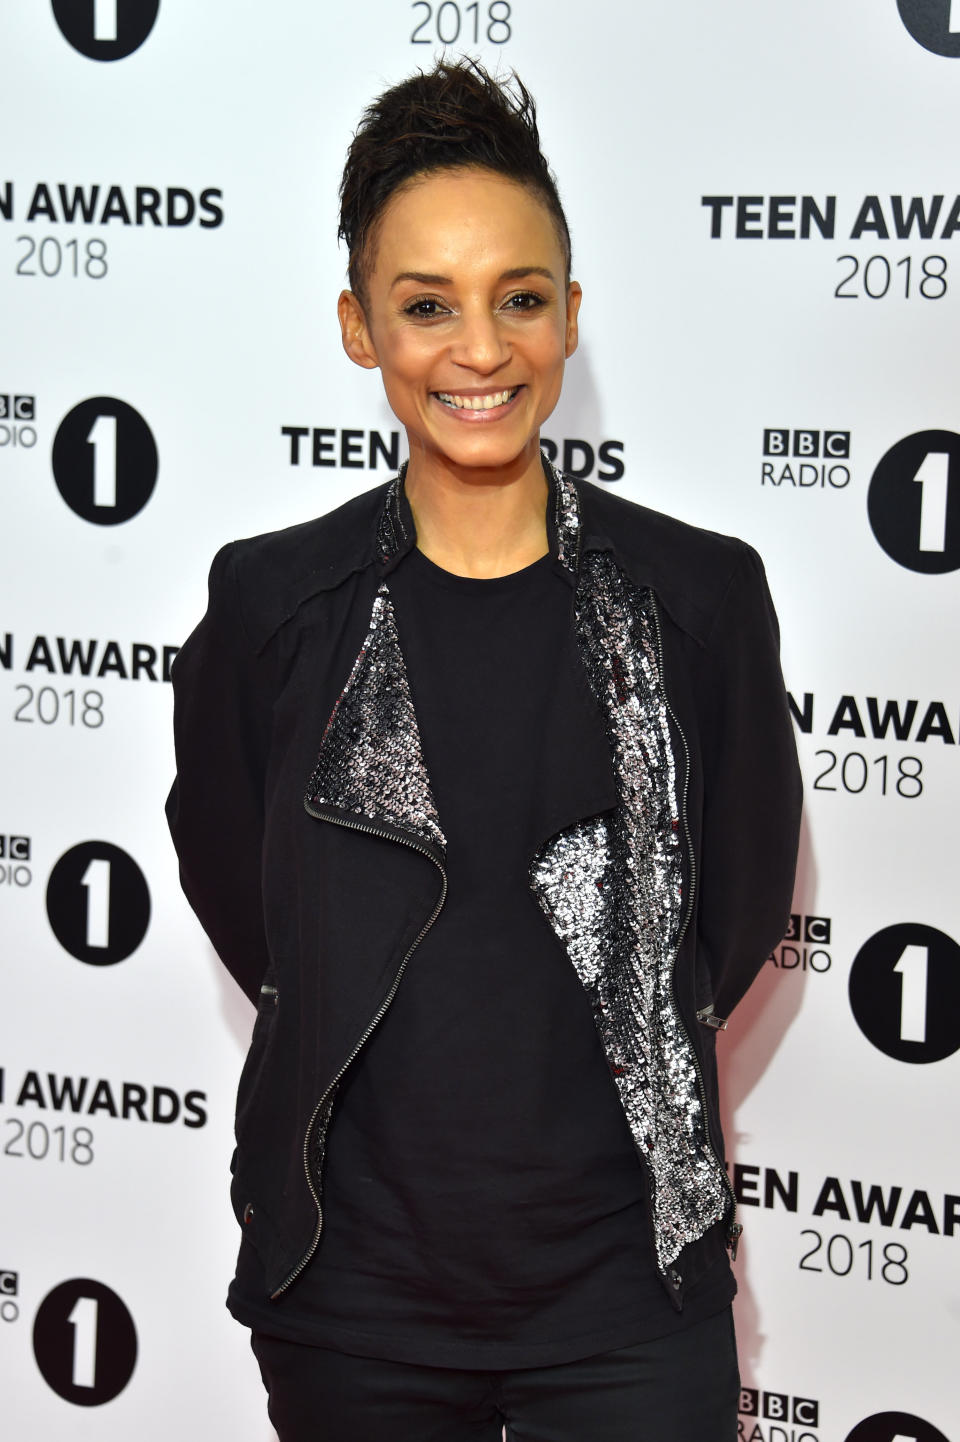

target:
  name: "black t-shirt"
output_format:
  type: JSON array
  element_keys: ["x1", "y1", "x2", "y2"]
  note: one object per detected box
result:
[{"x1": 244, "y1": 542, "x2": 734, "y2": 1367}]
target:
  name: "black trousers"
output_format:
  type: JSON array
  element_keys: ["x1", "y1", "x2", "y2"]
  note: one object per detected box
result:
[{"x1": 251, "y1": 1307, "x2": 740, "y2": 1442}]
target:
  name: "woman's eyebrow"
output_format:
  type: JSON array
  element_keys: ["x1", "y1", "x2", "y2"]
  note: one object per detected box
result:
[{"x1": 391, "y1": 266, "x2": 556, "y2": 288}]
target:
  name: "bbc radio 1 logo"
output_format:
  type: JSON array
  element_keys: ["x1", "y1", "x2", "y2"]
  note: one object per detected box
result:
[
  {"x1": 33, "y1": 1278, "x2": 137, "y2": 1405},
  {"x1": 52, "y1": 397, "x2": 158, "y2": 524},
  {"x1": 770, "y1": 913, "x2": 832, "y2": 973},
  {"x1": 850, "y1": 922, "x2": 960, "y2": 1064},
  {"x1": 762, "y1": 426, "x2": 959, "y2": 573},
  {"x1": 1, "y1": 834, "x2": 32, "y2": 888},
  {"x1": 5, "y1": 393, "x2": 159, "y2": 524},
  {"x1": 762, "y1": 430, "x2": 851, "y2": 489},
  {"x1": 868, "y1": 430, "x2": 960, "y2": 573},
  {"x1": 3, "y1": 1271, "x2": 138, "y2": 1406},
  {"x1": 52, "y1": 0, "x2": 160, "y2": 61},
  {"x1": 899, "y1": 0, "x2": 960, "y2": 58},
  {"x1": 46, "y1": 841, "x2": 150, "y2": 965},
  {"x1": 0, "y1": 394, "x2": 37, "y2": 449}
]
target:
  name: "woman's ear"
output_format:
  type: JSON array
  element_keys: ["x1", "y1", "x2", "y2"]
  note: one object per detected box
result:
[
  {"x1": 564, "y1": 281, "x2": 582, "y2": 359},
  {"x1": 338, "y1": 290, "x2": 379, "y2": 370}
]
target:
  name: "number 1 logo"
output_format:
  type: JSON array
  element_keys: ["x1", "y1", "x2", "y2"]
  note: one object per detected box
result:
[
  {"x1": 913, "y1": 452, "x2": 949, "y2": 552},
  {"x1": 849, "y1": 922, "x2": 960, "y2": 1063},
  {"x1": 46, "y1": 841, "x2": 151, "y2": 965},
  {"x1": 868, "y1": 430, "x2": 960, "y2": 572},
  {"x1": 893, "y1": 944, "x2": 928, "y2": 1043},
  {"x1": 33, "y1": 1279, "x2": 137, "y2": 1405},
  {"x1": 67, "y1": 1296, "x2": 98, "y2": 1388},
  {"x1": 52, "y1": 0, "x2": 161, "y2": 61},
  {"x1": 52, "y1": 397, "x2": 158, "y2": 526},
  {"x1": 81, "y1": 857, "x2": 112, "y2": 949},
  {"x1": 86, "y1": 413, "x2": 118, "y2": 509}
]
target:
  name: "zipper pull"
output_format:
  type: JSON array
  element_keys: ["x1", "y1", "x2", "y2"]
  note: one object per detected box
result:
[
  {"x1": 696, "y1": 1004, "x2": 728, "y2": 1031},
  {"x1": 727, "y1": 1221, "x2": 743, "y2": 1261}
]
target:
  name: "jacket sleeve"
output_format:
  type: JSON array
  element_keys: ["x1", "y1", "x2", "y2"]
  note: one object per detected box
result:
[
  {"x1": 695, "y1": 543, "x2": 802, "y2": 1021},
  {"x1": 165, "y1": 543, "x2": 273, "y2": 1006}
]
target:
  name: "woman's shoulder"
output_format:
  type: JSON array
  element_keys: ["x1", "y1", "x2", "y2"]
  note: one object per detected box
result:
[
  {"x1": 576, "y1": 477, "x2": 761, "y2": 646},
  {"x1": 578, "y1": 475, "x2": 751, "y2": 567},
  {"x1": 230, "y1": 478, "x2": 389, "y2": 574},
  {"x1": 211, "y1": 479, "x2": 392, "y2": 648}
]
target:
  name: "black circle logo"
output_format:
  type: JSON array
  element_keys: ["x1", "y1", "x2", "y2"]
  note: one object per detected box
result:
[
  {"x1": 52, "y1": 0, "x2": 160, "y2": 60},
  {"x1": 33, "y1": 1279, "x2": 137, "y2": 1405},
  {"x1": 849, "y1": 923, "x2": 960, "y2": 1063},
  {"x1": 868, "y1": 430, "x2": 960, "y2": 572},
  {"x1": 898, "y1": 0, "x2": 960, "y2": 57},
  {"x1": 46, "y1": 841, "x2": 151, "y2": 965},
  {"x1": 52, "y1": 398, "x2": 158, "y2": 525},
  {"x1": 845, "y1": 1412, "x2": 950, "y2": 1442}
]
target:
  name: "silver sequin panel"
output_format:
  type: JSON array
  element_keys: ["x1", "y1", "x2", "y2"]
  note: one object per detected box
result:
[
  {"x1": 303, "y1": 580, "x2": 447, "y2": 855},
  {"x1": 550, "y1": 462, "x2": 580, "y2": 572},
  {"x1": 529, "y1": 547, "x2": 729, "y2": 1272},
  {"x1": 376, "y1": 466, "x2": 409, "y2": 563}
]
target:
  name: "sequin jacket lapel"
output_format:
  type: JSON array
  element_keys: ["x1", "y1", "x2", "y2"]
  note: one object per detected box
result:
[{"x1": 302, "y1": 462, "x2": 732, "y2": 1284}]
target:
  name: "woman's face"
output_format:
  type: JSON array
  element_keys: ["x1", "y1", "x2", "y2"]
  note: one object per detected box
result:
[{"x1": 339, "y1": 168, "x2": 581, "y2": 479}]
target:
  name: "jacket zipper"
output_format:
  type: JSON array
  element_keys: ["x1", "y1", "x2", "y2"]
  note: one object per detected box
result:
[
  {"x1": 270, "y1": 804, "x2": 448, "y2": 1299},
  {"x1": 649, "y1": 594, "x2": 741, "y2": 1266}
]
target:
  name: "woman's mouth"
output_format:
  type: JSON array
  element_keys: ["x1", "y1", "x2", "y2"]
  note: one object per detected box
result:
[{"x1": 432, "y1": 386, "x2": 522, "y2": 418}]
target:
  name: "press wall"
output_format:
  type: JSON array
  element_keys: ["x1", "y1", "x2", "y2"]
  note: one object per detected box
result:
[{"x1": 1, "y1": 5, "x2": 958, "y2": 1440}]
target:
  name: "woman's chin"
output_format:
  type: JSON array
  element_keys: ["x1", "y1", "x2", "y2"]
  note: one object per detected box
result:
[{"x1": 411, "y1": 425, "x2": 544, "y2": 475}]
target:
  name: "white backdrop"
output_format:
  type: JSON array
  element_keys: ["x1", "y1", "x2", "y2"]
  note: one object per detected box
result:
[{"x1": 1, "y1": 3, "x2": 957, "y2": 1440}]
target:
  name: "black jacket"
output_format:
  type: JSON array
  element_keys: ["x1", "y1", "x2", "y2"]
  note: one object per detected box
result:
[{"x1": 166, "y1": 459, "x2": 802, "y2": 1316}]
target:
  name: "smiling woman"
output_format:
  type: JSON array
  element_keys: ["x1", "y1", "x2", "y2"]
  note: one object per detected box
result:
[
  {"x1": 338, "y1": 168, "x2": 580, "y2": 570},
  {"x1": 336, "y1": 60, "x2": 580, "y2": 576},
  {"x1": 166, "y1": 55, "x2": 801, "y2": 1442}
]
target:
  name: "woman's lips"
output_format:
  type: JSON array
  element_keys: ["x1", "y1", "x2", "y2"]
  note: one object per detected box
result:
[{"x1": 431, "y1": 385, "x2": 524, "y2": 421}]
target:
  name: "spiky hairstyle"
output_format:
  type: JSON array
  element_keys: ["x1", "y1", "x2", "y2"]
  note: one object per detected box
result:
[{"x1": 338, "y1": 56, "x2": 571, "y2": 307}]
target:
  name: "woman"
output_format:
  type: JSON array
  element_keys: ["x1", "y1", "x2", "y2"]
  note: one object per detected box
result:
[{"x1": 167, "y1": 57, "x2": 801, "y2": 1442}]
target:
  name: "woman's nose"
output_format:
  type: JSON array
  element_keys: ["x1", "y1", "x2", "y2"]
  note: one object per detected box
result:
[{"x1": 450, "y1": 307, "x2": 510, "y2": 372}]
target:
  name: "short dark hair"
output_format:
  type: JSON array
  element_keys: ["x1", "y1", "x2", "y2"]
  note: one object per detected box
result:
[{"x1": 338, "y1": 56, "x2": 572, "y2": 309}]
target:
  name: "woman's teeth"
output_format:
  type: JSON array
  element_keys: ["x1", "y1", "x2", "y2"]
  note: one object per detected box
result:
[{"x1": 435, "y1": 388, "x2": 519, "y2": 410}]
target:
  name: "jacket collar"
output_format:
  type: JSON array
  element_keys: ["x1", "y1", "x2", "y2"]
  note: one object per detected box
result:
[
  {"x1": 375, "y1": 454, "x2": 580, "y2": 590},
  {"x1": 263, "y1": 455, "x2": 712, "y2": 651},
  {"x1": 373, "y1": 456, "x2": 710, "y2": 644}
]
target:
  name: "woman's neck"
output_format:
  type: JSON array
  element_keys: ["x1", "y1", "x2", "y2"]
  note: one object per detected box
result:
[{"x1": 403, "y1": 449, "x2": 550, "y2": 579}]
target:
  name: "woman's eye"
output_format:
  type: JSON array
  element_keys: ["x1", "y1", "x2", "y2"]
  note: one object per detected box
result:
[
  {"x1": 403, "y1": 297, "x2": 448, "y2": 319},
  {"x1": 503, "y1": 291, "x2": 545, "y2": 312}
]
